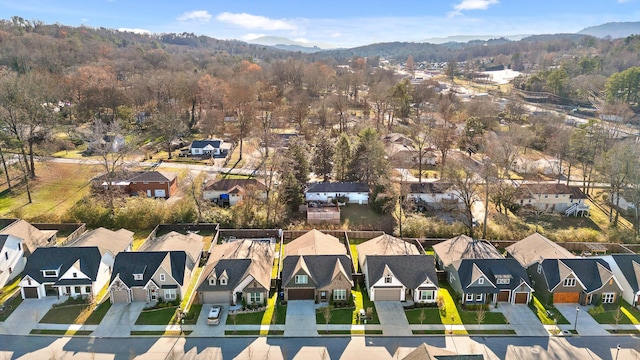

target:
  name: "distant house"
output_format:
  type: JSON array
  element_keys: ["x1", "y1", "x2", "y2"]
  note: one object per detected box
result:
[
  {"x1": 514, "y1": 183, "x2": 589, "y2": 216},
  {"x1": 305, "y1": 182, "x2": 369, "y2": 205},
  {"x1": 0, "y1": 234, "x2": 26, "y2": 288},
  {"x1": 406, "y1": 181, "x2": 460, "y2": 210},
  {"x1": 281, "y1": 255, "x2": 353, "y2": 303},
  {"x1": 506, "y1": 233, "x2": 575, "y2": 269},
  {"x1": 94, "y1": 171, "x2": 178, "y2": 199},
  {"x1": 65, "y1": 227, "x2": 134, "y2": 255},
  {"x1": 432, "y1": 235, "x2": 503, "y2": 270},
  {"x1": 284, "y1": 229, "x2": 347, "y2": 257},
  {"x1": 203, "y1": 178, "x2": 267, "y2": 206},
  {"x1": 108, "y1": 251, "x2": 193, "y2": 303},
  {"x1": 197, "y1": 239, "x2": 273, "y2": 305},
  {"x1": 20, "y1": 247, "x2": 112, "y2": 299},
  {"x1": 529, "y1": 258, "x2": 622, "y2": 305},
  {"x1": 446, "y1": 258, "x2": 533, "y2": 305},
  {"x1": 189, "y1": 139, "x2": 230, "y2": 157},
  {"x1": 512, "y1": 156, "x2": 563, "y2": 176},
  {"x1": 598, "y1": 254, "x2": 640, "y2": 307}
]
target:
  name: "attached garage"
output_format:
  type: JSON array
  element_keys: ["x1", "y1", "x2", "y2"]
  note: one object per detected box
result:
[
  {"x1": 23, "y1": 287, "x2": 39, "y2": 299},
  {"x1": 374, "y1": 288, "x2": 402, "y2": 301},
  {"x1": 514, "y1": 292, "x2": 529, "y2": 304},
  {"x1": 200, "y1": 291, "x2": 231, "y2": 305},
  {"x1": 288, "y1": 288, "x2": 315, "y2": 300},
  {"x1": 111, "y1": 290, "x2": 129, "y2": 303},
  {"x1": 554, "y1": 292, "x2": 580, "y2": 303},
  {"x1": 497, "y1": 290, "x2": 510, "y2": 302},
  {"x1": 132, "y1": 288, "x2": 148, "y2": 302}
]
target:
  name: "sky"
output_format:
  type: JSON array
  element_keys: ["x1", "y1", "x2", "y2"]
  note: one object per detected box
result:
[{"x1": 1, "y1": 0, "x2": 639, "y2": 48}]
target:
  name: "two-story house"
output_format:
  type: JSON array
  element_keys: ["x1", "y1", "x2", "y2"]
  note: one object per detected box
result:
[
  {"x1": 514, "y1": 183, "x2": 589, "y2": 216},
  {"x1": 0, "y1": 234, "x2": 26, "y2": 287}
]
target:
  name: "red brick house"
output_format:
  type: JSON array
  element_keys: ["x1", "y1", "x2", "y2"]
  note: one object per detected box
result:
[{"x1": 94, "y1": 171, "x2": 178, "y2": 199}]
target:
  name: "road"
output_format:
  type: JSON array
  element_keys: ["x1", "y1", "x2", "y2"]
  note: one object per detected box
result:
[{"x1": 0, "y1": 334, "x2": 638, "y2": 359}]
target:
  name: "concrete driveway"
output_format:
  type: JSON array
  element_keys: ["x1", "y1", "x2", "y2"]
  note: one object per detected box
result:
[
  {"x1": 189, "y1": 304, "x2": 227, "y2": 337},
  {"x1": 493, "y1": 303, "x2": 548, "y2": 336},
  {"x1": 284, "y1": 300, "x2": 317, "y2": 337},
  {"x1": 92, "y1": 302, "x2": 146, "y2": 337},
  {"x1": 0, "y1": 297, "x2": 62, "y2": 335},
  {"x1": 555, "y1": 304, "x2": 609, "y2": 336},
  {"x1": 374, "y1": 301, "x2": 412, "y2": 336}
]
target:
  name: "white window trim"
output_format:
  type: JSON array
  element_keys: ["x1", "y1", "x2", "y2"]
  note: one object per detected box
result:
[
  {"x1": 295, "y1": 274, "x2": 308, "y2": 284},
  {"x1": 160, "y1": 274, "x2": 165, "y2": 282},
  {"x1": 465, "y1": 293, "x2": 473, "y2": 302},
  {"x1": 563, "y1": 278, "x2": 576, "y2": 287},
  {"x1": 476, "y1": 294, "x2": 483, "y2": 302},
  {"x1": 133, "y1": 274, "x2": 143, "y2": 281},
  {"x1": 602, "y1": 292, "x2": 615, "y2": 304},
  {"x1": 478, "y1": 277, "x2": 484, "y2": 285},
  {"x1": 333, "y1": 289, "x2": 347, "y2": 301},
  {"x1": 220, "y1": 278, "x2": 227, "y2": 285}
]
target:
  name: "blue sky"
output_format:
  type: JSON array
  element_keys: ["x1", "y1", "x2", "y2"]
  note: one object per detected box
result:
[{"x1": 1, "y1": 0, "x2": 639, "y2": 47}]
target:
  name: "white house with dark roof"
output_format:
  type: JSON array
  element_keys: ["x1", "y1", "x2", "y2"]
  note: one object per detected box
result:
[
  {"x1": 597, "y1": 254, "x2": 640, "y2": 307},
  {"x1": 189, "y1": 139, "x2": 231, "y2": 157},
  {"x1": 0, "y1": 234, "x2": 26, "y2": 287},
  {"x1": 305, "y1": 182, "x2": 369, "y2": 204},
  {"x1": 362, "y1": 255, "x2": 439, "y2": 302}
]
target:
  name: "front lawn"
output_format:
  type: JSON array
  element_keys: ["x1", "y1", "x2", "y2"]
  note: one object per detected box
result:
[
  {"x1": 405, "y1": 307, "x2": 442, "y2": 324},
  {"x1": 353, "y1": 284, "x2": 379, "y2": 324},
  {"x1": 438, "y1": 283, "x2": 506, "y2": 326},
  {"x1": 589, "y1": 302, "x2": 640, "y2": 325},
  {"x1": 135, "y1": 307, "x2": 177, "y2": 325},
  {"x1": 0, "y1": 295, "x2": 22, "y2": 321},
  {"x1": 316, "y1": 307, "x2": 354, "y2": 325},
  {"x1": 85, "y1": 301, "x2": 111, "y2": 325},
  {"x1": 226, "y1": 310, "x2": 265, "y2": 325},
  {"x1": 40, "y1": 298, "x2": 100, "y2": 324},
  {"x1": 459, "y1": 308, "x2": 507, "y2": 324},
  {"x1": 529, "y1": 295, "x2": 569, "y2": 325}
]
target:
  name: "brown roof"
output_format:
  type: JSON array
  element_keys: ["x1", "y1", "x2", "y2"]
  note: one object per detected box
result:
[
  {"x1": 1, "y1": 219, "x2": 56, "y2": 253},
  {"x1": 357, "y1": 234, "x2": 421, "y2": 270},
  {"x1": 285, "y1": 229, "x2": 347, "y2": 257},
  {"x1": 67, "y1": 227, "x2": 133, "y2": 255},
  {"x1": 514, "y1": 183, "x2": 587, "y2": 199},
  {"x1": 140, "y1": 231, "x2": 204, "y2": 264},
  {"x1": 506, "y1": 233, "x2": 575, "y2": 267},
  {"x1": 129, "y1": 171, "x2": 177, "y2": 183},
  {"x1": 432, "y1": 235, "x2": 503, "y2": 268},
  {"x1": 408, "y1": 181, "x2": 452, "y2": 194},
  {"x1": 204, "y1": 178, "x2": 266, "y2": 192}
]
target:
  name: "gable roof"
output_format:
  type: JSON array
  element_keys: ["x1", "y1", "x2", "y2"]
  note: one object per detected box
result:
[
  {"x1": 400, "y1": 343, "x2": 483, "y2": 360},
  {"x1": 191, "y1": 139, "x2": 222, "y2": 149},
  {"x1": 432, "y1": 235, "x2": 503, "y2": 268},
  {"x1": 357, "y1": 234, "x2": 421, "y2": 270},
  {"x1": 541, "y1": 258, "x2": 614, "y2": 293},
  {"x1": 208, "y1": 239, "x2": 274, "y2": 265},
  {"x1": 66, "y1": 227, "x2": 133, "y2": 255},
  {"x1": 408, "y1": 181, "x2": 453, "y2": 194},
  {"x1": 281, "y1": 255, "x2": 353, "y2": 288},
  {"x1": 456, "y1": 258, "x2": 532, "y2": 293},
  {"x1": 23, "y1": 246, "x2": 102, "y2": 284},
  {"x1": 1, "y1": 219, "x2": 56, "y2": 253},
  {"x1": 506, "y1": 233, "x2": 575, "y2": 268},
  {"x1": 609, "y1": 254, "x2": 640, "y2": 294},
  {"x1": 128, "y1": 171, "x2": 177, "y2": 183},
  {"x1": 110, "y1": 251, "x2": 188, "y2": 288},
  {"x1": 366, "y1": 255, "x2": 438, "y2": 290},
  {"x1": 285, "y1": 229, "x2": 346, "y2": 257},
  {"x1": 514, "y1": 184, "x2": 587, "y2": 200},
  {"x1": 306, "y1": 182, "x2": 369, "y2": 193},
  {"x1": 140, "y1": 231, "x2": 203, "y2": 265},
  {"x1": 197, "y1": 258, "x2": 271, "y2": 292},
  {"x1": 204, "y1": 178, "x2": 267, "y2": 192}
]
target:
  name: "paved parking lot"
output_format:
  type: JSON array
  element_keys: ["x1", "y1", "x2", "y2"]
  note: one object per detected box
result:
[
  {"x1": 0, "y1": 297, "x2": 62, "y2": 335},
  {"x1": 93, "y1": 302, "x2": 146, "y2": 337},
  {"x1": 374, "y1": 301, "x2": 412, "y2": 336},
  {"x1": 284, "y1": 301, "x2": 317, "y2": 337}
]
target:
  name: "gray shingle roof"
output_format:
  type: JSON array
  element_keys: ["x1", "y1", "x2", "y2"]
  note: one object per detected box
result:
[
  {"x1": 541, "y1": 258, "x2": 613, "y2": 293},
  {"x1": 281, "y1": 255, "x2": 353, "y2": 288},
  {"x1": 0, "y1": 234, "x2": 8, "y2": 249},
  {"x1": 432, "y1": 235, "x2": 503, "y2": 268},
  {"x1": 610, "y1": 254, "x2": 640, "y2": 293},
  {"x1": 204, "y1": 178, "x2": 266, "y2": 192},
  {"x1": 506, "y1": 233, "x2": 575, "y2": 268},
  {"x1": 197, "y1": 258, "x2": 253, "y2": 292},
  {"x1": 23, "y1": 247, "x2": 102, "y2": 285},
  {"x1": 306, "y1": 182, "x2": 368, "y2": 193},
  {"x1": 457, "y1": 258, "x2": 531, "y2": 293},
  {"x1": 365, "y1": 255, "x2": 438, "y2": 290},
  {"x1": 110, "y1": 251, "x2": 188, "y2": 288},
  {"x1": 191, "y1": 140, "x2": 222, "y2": 149}
]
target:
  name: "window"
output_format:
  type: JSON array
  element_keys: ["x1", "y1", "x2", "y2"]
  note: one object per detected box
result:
[
  {"x1": 497, "y1": 278, "x2": 510, "y2": 285},
  {"x1": 133, "y1": 274, "x2": 143, "y2": 281},
  {"x1": 295, "y1": 275, "x2": 308, "y2": 284},
  {"x1": 537, "y1": 264, "x2": 542, "y2": 274},
  {"x1": 478, "y1": 277, "x2": 485, "y2": 285},
  {"x1": 334, "y1": 289, "x2": 347, "y2": 301},
  {"x1": 160, "y1": 274, "x2": 166, "y2": 282},
  {"x1": 209, "y1": 278, "x2": 216, "y2": 286},
  {"x1": 164, "y1": 289, "x2": 177, "y2": 300},
  {"x1": 220, "y1": 278, "x2": 227, "y2": 285},
  {"x1": 476, "y1": 294, "x2": 484, "y2": 302},
  {"x1": 73, "y1": 272, "x2": 78, "y2": 278},
  {"x1": 385, "y1": 275, "x2": 393, "y2": 284},
  {"x1": 85, "y1": 286, "x2": 91, "y2": 293},
  {"x1": 249, "y1": 292, "x2": 261, "y2": 303},
  {"x1": 466, "y1": 293, "x2": 473, "y2": 302},
  {"x1": 602, "y1": 293, "x2": 615, "y2": 304},
  {"x1": 27, "y1": 278, "x2": 31, "y2": 286},
  {"x1": 44, "y1": 270, "x2": 57, "y2": 277},
  {"x1": 555, "y1": 194, "x2": 559, "y2": 198},
  {"x1": 66, "y1": 286, "x2": 71, "y2": 294},
  {"x1": 563, "y1": 278, "x2": 576, "y2": 287},
  {"x1": 4, "y1": 252, "x2": 7, "y2": 260},
  {"x1": 320, "y1": 291, "x2": 327, "y2": 300},
  {"x1": 449, "y1": 273, "x2": 455, "y2": 283},
  {"x1": 75, "y1": 286, "x2": 81, "y2": 293},
  {"x1": 419, "y1": 290, "x2": 434, "y2": 301}
]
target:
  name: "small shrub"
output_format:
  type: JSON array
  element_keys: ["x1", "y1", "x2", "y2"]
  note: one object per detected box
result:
[{"x1": 588, "y1": 304, "x2": 605, "y2": 316}]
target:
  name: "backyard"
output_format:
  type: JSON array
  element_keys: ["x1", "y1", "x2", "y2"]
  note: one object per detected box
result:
[{"x1": 341, "y1": 205, "x2": 395, "y2": 233}]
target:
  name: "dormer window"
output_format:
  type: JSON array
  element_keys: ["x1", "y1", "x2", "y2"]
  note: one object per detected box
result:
[
  {"x1": 209, "y1": 277, "x2": 216, "y2": 286},
  {"x1": 73, "y1": 273, "x2": 78, "y2": 278},
  {"x1": 478, "y1": 277, "x2": 485, "y2": 285},
  {"x1": 220, "y1": 278, "x2": 227, "y2": 285},
  {"x1": 496, "y1": 278, "x2": 510, "y2": 285},
  {"x1": 133, "y1": 274, "x2": 143, "y2": 281},
  {"x1": 43, "y1": 270, "x2": 58, "y2": 277},
  {"x1": 385, "y1": 275, "x2": 392, "y2": 284}
]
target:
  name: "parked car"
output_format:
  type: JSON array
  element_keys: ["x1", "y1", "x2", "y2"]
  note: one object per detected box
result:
[{"x1": 207, "y1": 306, "x2": 222, "y2": 325}]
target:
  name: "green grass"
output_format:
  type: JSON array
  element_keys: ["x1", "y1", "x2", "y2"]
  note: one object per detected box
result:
[
  {"x1": 467, "y1": 330, "x2": 517, "y2": 335},
  {"x1": 459, "y1": 309, "x2": 507, "y2": 324},
  {"x1": 132, "y1": 229, "x2": 153, "y2": 251},
  {"x1": 40, "y1": 302, "x2": 93, "y2": 324},
  {"x1": 0, "y1": 275, "x2": 21, "y2": 303},
  {"x1": 620, "y1": 301, "x2": 640, "y2": 324},
  {"x1": 529, "y1": 295, "x2": 569, "y2": 325},
  {"x1": 226, "y1": 310, "x2": 265, "y2": 325},
  {"x1": 225, "y1": 330, "x2": 260, "y2": 335},
  {"x1": 30, "y1": 330, "x2": 93, "y2": 335},
  {"x1": 437, "y1": 284, "x2": 465, "y2": 331},
  {"x1": 271, "y1": 243, "x2": 281, "y2": 279},
  {"x1": 130, "y1": 331, "x2": 193, "y2": 336},
  {"x1": 340, "y1": 205, "x2": 395, "y2": 233},
  {"x1": 413, "y1": 330, "x2": 446, "y2": 335},
  {"x1": 135, "y1": 307, "x2": 178, "y2": 325},
  {"x1": 268, "y1": 330, "x2": 284, "y2": 335},
  {"x1": 177, "y1": 267, "x2": 203, "y2": 314},
  {"x1": 352, "y1": 284, "x2": 379, "y2": 324},
  {"x1": 316, "y1": 307, "x2": 355, "y2": 325},
  {"x1": 608, "y1": 329, "x2": 640, "y2": 334},
  {"x1": 179, "y1": 304, "x2": 202, "y2": 325},
  {"x1": 0, "y1": 295, "x2": 23, "y2": 321},
  {"x1": 322, "y1": 330, "x2": 351, "y2": 335},
  {"x1": 405, "y1": 308, "x2": 443, "y2": 324},
  {"x1": 590, "y1": 303, "x2": 640, "y2": 325},
  {"x1": 84, "y1": 301, "x2": 111, "y2": 325}
]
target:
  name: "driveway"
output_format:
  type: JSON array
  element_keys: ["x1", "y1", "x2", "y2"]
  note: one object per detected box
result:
[
  {"x1": 493, "y1": 303, "x2": 547, "y2": 336},
  {"x1": 555, "y1": 304, "x2": 609, "y2": 336},
  {"x1": 374, "y1": 301, "x2": 412, "y2": 336},
  {"x1": 92, "y1": 302, "x2": 146, "y2": 337},
  {"x1": 284, "y1": 300, "x2": 317, "y2": 337},
  {"x1": 189, "y1": 304, "x2": 227, "y2": 337},
  {"x1": 0, "y1": 297, "x2": 62, "y2": 335}
]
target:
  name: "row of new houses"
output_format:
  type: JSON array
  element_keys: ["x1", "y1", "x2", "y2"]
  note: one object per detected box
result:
[{"x1": 4, "y1": 220, "x2": 639, "y2": 311}]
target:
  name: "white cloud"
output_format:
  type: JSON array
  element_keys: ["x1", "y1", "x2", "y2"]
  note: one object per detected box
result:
[
  {"x1": 215, "y1": 12, "x2": 297, "y2": 31},
  {"x1": 177, "y1": 10, "x2": 212, "y2": 22},
  {"x1": 293, "y1": 38, "x2": 310, "y2": 44},
  {"x1": 330, "y1": 32, "x2": 342, "y2": 38},
  {"x1": 81, "y1": 18, "x2": 89, "y2": 23},
  {"x1": 242, "y1": 33, "x2": 266, "y2": 41},
  {"x1": 454, "y1": 0, "x2": 499, "y2": 11},
  {"x1": 117, "y1": 28, "x2": 151, "y2": 35}
]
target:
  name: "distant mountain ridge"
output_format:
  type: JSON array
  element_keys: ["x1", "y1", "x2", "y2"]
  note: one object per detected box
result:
[
  {"x1": 420, "y1": 34, "x2": 530, "y2": 44},
  {"x1": 248, "y1": 36, "x2": 335, "y2": 52},
  {"x1": 578, "y1": 21, "x2": 640, "y2": 38}
]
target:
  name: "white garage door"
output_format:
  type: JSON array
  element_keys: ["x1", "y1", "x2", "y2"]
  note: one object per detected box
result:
[
  {"x1": 201, "y1": 291, "x2": 231, "y2": 305},
  {"x1": 155, "y1": 189, "x2": 166, "y2": 198},
  {"x1": 374, "y1": 288, "x2": 402, "y2": 301}
]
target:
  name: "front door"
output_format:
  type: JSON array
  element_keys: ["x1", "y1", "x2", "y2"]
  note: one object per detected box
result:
[
  {"x1": 146, "y1": 190, "x2": 152, "y2": 197},
  {"x1": 320, "y1": 291, "x2": 327, "y2": 302},
  {"x1": 150, "y1": 289, "x2": 157, "y2": 300}
]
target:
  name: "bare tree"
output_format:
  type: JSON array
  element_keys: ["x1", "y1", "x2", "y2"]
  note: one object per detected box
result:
[
  {"x1": 321, "y1": 305, "x2": 332, "y2": 333},
  {"x1": 444, "y1": 159, "x2": 481, "y2": 238},
  {"x1": 476, "y1": 306, "x2": 486, "y2": 325}
]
